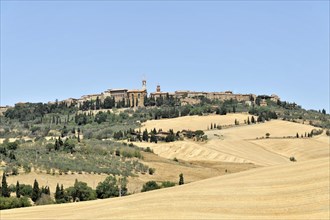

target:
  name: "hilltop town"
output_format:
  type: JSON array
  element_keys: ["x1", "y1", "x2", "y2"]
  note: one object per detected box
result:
[{"x1": 54, "y1": 80, "x2": 280, "y2": 109}]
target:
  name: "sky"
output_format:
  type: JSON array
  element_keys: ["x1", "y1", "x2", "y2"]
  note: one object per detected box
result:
[{"x1": 1, "y1": 1, "x2": 329, "y2": 111}]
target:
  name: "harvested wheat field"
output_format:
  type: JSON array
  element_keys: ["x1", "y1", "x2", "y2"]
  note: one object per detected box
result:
[
  {"x1": 141, "y1": 113, "x2": 252, "y2": 132},
  {"x1": 2, "y1": 157, "x2": 329, "y2": 219},
  {"x1": 3, "y1": 115, "x2": 329, "y2": 219},
  {"x1": 136, "y1": 118, "x2": 328, "y2": 166},
  {"x1": 5, "y1": 151, "x2": 257, "y2": 195}
]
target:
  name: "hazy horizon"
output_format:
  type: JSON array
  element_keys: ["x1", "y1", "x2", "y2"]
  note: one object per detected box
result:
[{"x1": 1, "y1": 1, "x2": 329, "y2": 111}]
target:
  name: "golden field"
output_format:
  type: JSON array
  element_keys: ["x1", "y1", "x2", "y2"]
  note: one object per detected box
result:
[{"x1": 1, "y1": 114, "x2": 329, "y2": 219}]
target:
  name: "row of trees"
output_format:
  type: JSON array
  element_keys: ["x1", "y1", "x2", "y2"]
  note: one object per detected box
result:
[
  {"x1": 1, "y1": 173, "x2": 129, "y2": 209},
  {"x1": 4, "y1": 101, "x2": 76, "y2": 122}
]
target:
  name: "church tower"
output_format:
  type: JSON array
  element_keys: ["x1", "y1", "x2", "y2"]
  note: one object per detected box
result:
[{"x1": 142, "y1": 80, "x2": 147, "y2": 91}]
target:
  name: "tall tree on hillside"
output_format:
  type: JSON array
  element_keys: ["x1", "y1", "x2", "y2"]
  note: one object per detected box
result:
[
  {"x1": 142, "y1": 129, "x2": 149, "y2": 142},
  {"x1": 1, "y1": 172, "x2": 10, "y2": 197},
  {"x1": 32, "y1": 179, "x2": 41, "y2": 202},
  {"x1": 55, "y1": 184, "x2": 61, "y2": 201},
  {"x1": 16, "y1": 181, "x2": 20, "y2": 198},
  {"x1": 179, "y1": 173, "x2": 184, "y2": 185},
  {"x1": 251, "y1": 116, "x2": 256, "y2": 124}
]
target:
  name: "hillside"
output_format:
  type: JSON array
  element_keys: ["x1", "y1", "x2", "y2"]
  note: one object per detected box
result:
[
  {"x1": 1, "y1": 114, "x2": 329, "y2": 218},
  {"x1": 141, "y1": 113, "x2": 252, "y2": 132},
  {"x1": 2, "y1": 157, "x2": 329, "y2": 219},
  {"x1": 137, "y1": 117, "x2": 328, "y2": 166}
]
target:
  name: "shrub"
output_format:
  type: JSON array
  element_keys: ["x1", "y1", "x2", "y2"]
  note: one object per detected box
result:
[
  {"x1": 0, "y1": 196, "x2": 31, "y2": 210},
  {"x1": 144, "y1": 147, "x2": 153, "y2": 153},
  {"x1": 290, "y1": 157, "x2": 297, "y2": 162},
  {"x1": 96, "y1": 176, "x2": 119, "y2": 199},
  {"x1": 148, "y1": 168, "x2": 156, "y2": 175},
  {"x1": 179, "y1": 173, "x2": 184, "y2": 185},
  {"x1": 19, "y1": 184, "x2": 33, "y2": 197},
  {"x1": 161, "y1": 181, "x2": 175, "y2": 188},
  {"x1": 66, "y1": 179, "x2": 96, "y2": 202},
  {"x1": 6, "y1": 142, "x2": 19, "y2": 150},
  {"x1": 173, "y1": 157, "x2": 179, "y2": 162},
  {"x1": 35, "y1": 194, "x2": 54, "y2": 206},
  {"x1": 141, "y1": 181, "x2": 160, "y2": 192}
]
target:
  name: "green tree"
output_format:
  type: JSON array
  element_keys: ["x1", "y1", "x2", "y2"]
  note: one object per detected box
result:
[
  {"x1": 1, "y1": 172, "x2": 10, "y2": 197},
  {"x1": 141, "y1": 181, "x2": 160, "y2": 192},
  {"x1": 66, "y1": 179, "x2": 96, "y2": 202},
  {"x1": 179, "y1": 173, "x2": 184, "y2": 185},
  {"x1": 150, "y1": 133, "x2": 157, "y2": 143},
  {"x1": 96, "y1": 176, "x2": 124, "y2": 199},
  {"x1": 55, "y1": 184, "x2": 61, "y2": 202},
  {"x1": 31, "y1": 179, "x2": 41, "y2": 202},
  {"x1": 142, "y1": 129, "x2": 149, "y2": 142},
  {"x1": 19, "y1": 184, "x2": 33, "y2": 197},
  {"x1": 6, "y1": 142, "x2": 18, "y2": 150},
  {"x1": 251, "y1": 116, "x2": 256, "y2": 124},
  {"x1": 16, "y1": 181, "x2": 20, "y2": 198}
]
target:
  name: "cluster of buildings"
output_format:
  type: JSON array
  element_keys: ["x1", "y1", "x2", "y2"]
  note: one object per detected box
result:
[
  {"x1": 0, "y1": 80, "x2": 280, "y2": 115},
  {"x1": 61, "y1": 80, "x2": 280, "y2": 108}
]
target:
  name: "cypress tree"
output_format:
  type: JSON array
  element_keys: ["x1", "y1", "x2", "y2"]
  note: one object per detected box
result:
[
  {"x1": 32, "y1": 179, "x2": 40, "y2": 202},
  {"x1": 16, "y1": 181, "x2": 20, "y2": 198},
  {"x1": 60, "y1": 184, "x2": 65, "y2": 199},
  {"x1": 251, "y1": 116, "x2": 255, "y2": 124},
  {"x1": 179, "y1": 173, "x2": 184, "y2": 185},
  {"x1": 55, "y1": 183, "x2": 61, "y2": 200},
  {"x1": 1, "y1": 172, "x2": 10, "y2": 197}
]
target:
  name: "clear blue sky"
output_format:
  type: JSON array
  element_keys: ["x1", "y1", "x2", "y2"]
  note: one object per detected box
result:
[{"x1": 1, "y1": 1, "x2": 329, "y2": 111}]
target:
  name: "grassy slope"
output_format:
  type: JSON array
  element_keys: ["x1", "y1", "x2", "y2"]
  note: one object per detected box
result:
[
  {"x1": 2, "y1": 157, "x2": 328, "y2": 219},
  {"x1": 2, "y1": 114, "x2": 329, "y2": 219}
]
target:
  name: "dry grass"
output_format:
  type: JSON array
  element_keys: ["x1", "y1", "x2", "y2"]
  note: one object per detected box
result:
[
  {"x1": 2, "y1": 157, "x2": 328, "y2": 219},
  {"x1": 141, "y1": 113, "x2": 253, "y2": 132},
  {"x1": 2, "y1": 114, "x2": 329, "y2": 219},
  {"x1": 135, "y1": 118, "x2": 328, "y2": 166}
]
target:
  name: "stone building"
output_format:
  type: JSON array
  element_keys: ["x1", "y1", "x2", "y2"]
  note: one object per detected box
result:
[
  {"x1": 150, "y1": 85, "x2": 169, "y2": 99},
  {"x1": 127, "y1": 80, "x2": 147, "y2": 108},
  {"x1": 107, "y1": 89, "x2": 128, "y2": 103}
]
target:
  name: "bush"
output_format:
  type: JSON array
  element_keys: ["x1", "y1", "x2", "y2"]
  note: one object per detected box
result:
[
  {"x1": 19, "y1": 184, "x2": 33, "y2": 197},
  {"x1": 290, "y1": 157, "x2": 297, "y2": 162},
  {"x1": 66, "y1": 179, "x2": 96, "y2": 202},
  {"x1": 141, "y1": 181, "x2": 160, "y2": 192},
  {"x1": 161, "y1": 181, "x2": 175, "y2": 188},
  {"x1": 148, "y1": 168, "x2": 156, "y2": 175},
  {"x1": 6, "y1": 142, "x2": 19, "y2": 150},
  {"x1": 35, "y1": 194, "x2": 54, "y2": 206},
  {"x1": 96, "y1": 176, "x2": 119, "y2": 199},
  {"x1": 0, "y1": 196, "x2": 31, "y2": 210}
]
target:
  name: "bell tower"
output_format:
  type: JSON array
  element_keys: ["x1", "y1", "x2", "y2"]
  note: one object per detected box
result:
[{"x1": 142, "y1": 80, "x2": 147, "y2": 91}]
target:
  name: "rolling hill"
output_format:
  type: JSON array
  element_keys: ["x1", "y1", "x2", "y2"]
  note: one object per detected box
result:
[{"x1": 2, "y1": 157, "x2": 329, "y2": 219}]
